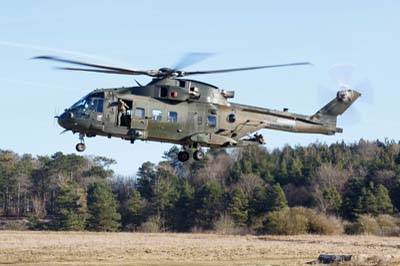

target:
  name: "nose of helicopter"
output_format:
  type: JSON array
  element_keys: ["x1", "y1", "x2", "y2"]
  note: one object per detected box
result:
[{"x1": 57, "y1": 110, "x2": 72, "y2": 129}]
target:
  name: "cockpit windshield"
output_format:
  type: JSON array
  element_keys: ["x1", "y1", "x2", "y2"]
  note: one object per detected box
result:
[
  {"x1": 70, "y1": 94, "x2": 89, "y2": 110},
  {"x1": 70, "y1": 92, "x2": 104, "y2": 113}
]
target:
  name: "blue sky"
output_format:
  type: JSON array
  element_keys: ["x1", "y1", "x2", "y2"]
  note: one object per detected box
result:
[{"x1": 0, "y1": 1, "x2": 399, "y2": 176}]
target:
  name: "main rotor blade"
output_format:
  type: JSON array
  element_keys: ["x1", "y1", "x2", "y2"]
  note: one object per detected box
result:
[
  {"x1": 172, "y1": 52, "x2": 215, "y2": 70},
  {"x1": 56, "y1": 67, "x2": 139, "y2": 75},
  {"x1": 33, "y1": 55, "x2": 157, "y2": 76},
  {"x1": 183, "y1": 62, "x2": 312, "y2": 76}
]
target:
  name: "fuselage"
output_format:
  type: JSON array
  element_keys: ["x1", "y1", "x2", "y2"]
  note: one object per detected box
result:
[{"x1": 57, "y1": 78, "x2": 341, "y2": 148}]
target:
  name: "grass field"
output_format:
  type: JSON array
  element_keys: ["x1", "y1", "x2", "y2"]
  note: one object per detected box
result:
[{"x1": 0, "y1": 231, "x2": 399, "y2": 266}]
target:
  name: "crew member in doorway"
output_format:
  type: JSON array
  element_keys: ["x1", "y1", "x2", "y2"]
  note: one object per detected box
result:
[{"x1": 118, "y1": 99, "x2": 129, "y2": 126}]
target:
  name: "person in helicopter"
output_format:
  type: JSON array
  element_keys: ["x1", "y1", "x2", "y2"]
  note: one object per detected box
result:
[{"x1": 118, "y1": 99, "x2": 129, "y2": 126}]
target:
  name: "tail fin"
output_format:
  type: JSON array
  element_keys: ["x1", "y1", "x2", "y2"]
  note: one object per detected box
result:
[{"x1": 311, "y1": 89, "x2": 361, "y2": 132}]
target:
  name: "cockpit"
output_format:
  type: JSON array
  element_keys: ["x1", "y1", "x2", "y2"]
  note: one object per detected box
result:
[{"x1": 69, "y1": 92, "x2": 104, "y2": 117}]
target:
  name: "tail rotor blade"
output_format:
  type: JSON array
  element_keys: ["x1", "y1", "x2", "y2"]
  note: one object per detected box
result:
[
  {"x1": 329, "y1": 64, "x2": 355, "y2": 86},
  {"x1": 317, "y1": 84, "x2": 336, "y2": 106},
  {"x1": 355, "y1": 78, "x2": 374, "y2": 104}
]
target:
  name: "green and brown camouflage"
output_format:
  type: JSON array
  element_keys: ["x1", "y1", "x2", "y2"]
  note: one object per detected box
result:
[{"x1": 37, "y1": 55, "x2": 361, "y2": 161}]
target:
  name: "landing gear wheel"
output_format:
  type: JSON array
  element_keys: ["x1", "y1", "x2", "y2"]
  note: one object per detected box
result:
[
  {"x1": 178, "y1": 151, "x2": 190, "y2": 162},
  {"x1": 76, "y1": 143, "x2": 86, "y2": 152},
  {"x1": 193, "y1": 150, "x2": 205, "y2": 161}
]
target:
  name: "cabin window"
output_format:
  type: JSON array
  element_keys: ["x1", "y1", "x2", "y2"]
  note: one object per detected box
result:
[
  {"x1": 152, "y1": 110, "x2": 162, "y2": 121},
  {"x1": 228, "y1": 113, "x2": 236, "y2": 123},
  {"x1": 178, "y1": 80, "x2": 186, "y2": 88},
  {"x1": 168, "y1": 111, "x2": 178, "y2": 123},
  {"x1": 134, "y1": 108, "x2": 145, "y2": 119},
  {"x1": 160, "y1": 86, "x2": 168, "y2": 97},
  {"x1": 207, "y1": 115, "x2": 217, "y2": 128}
]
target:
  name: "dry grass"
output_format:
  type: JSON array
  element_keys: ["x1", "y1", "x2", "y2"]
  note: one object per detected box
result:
[{"x1": 0, "y1": 231, "x2": 399, "y2": 265}]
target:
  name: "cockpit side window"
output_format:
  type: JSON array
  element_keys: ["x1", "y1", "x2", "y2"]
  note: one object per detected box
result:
[
  {"x1": 96, "y1": 99, "x2": 104, "y2": 112},
  {"x1": 87, "y1": 98, "x2": 104, "y2": 113}
]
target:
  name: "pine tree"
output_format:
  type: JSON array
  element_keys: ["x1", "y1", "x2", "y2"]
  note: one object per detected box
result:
[
  {"x1": 392, "y1": 176, "x2": 400, "y2": 212},
  {"x1": 278, "y1": 159, "x2": 288, "y2": 184},
  {"x1": 124, "y1": 190, "x2": 145, "y2": 230},
  {"x1": 361, "y1": 187, "x2": 378, "y2": 215},
  {"x1": 0, "y1": 151, "x2": 18, "y2": 216},
  {"x1": 136, "y1": 162, "x2": 156, "y2": 199},
  {"x1": 323, "y1": 186, "x2": 342, "y2": 214},
  {"x1": 171, "y1": 180, "x2": 195, "y2": 231},
  {"x1": 249, "y1": 186, "x2": 268, "y2": 219},
  {"x1": 341, "y1": 178, "x2": 364, "y2": 220},
  {"x1": 150, "y1": 168, "x2": 180, "y2": 230},
  {"x1": 87, "y1": 182, "x2": 121, "y2": 231},
  {"x1": 227, "y1": 188, "x2": 248, "y2": 227},
  {"x1": 194, "y1": 182, "x2": 224, "y2": 229},
  {"x1": 266, "y1": 183, "x2": 288, "y2": 212},
  {"x1": 374, "y1": 184, "x2": 393, "y2": 214},
  {"x1": 53, "y1": 182, "x2": 87, "y2": 230}
]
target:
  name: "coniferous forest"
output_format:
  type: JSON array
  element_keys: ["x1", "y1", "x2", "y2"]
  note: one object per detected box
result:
[{"x1": 1, "y1": 139, "x2": 400, "y2": 235}]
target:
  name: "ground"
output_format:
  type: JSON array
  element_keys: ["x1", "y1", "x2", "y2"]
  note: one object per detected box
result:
[{"x1": 0, "y1": 231, "x2": 399, "y2": 266}]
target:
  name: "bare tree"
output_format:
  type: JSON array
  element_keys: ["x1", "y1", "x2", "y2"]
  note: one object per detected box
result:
[
  {"x1": 234, "y1": 174, "x2": 264, "y2": 196},
  {"x1": 311, "y1": 163, "x2": 350, "y2": 212}
]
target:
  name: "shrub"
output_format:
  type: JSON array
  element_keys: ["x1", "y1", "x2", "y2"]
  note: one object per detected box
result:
[
  {"x1": 262, "y1": 207, "x2": 308, "y2": 235},
  {"x1": 213, "y1": 214, "x2": 236, "y2": 234},
  {"x1": 287, "y1": 208, "x2": 309, "y2": 234},
  {"x1": 3, "y1": 220, "x2": 28, "y2": 230},
  {"x1": 213, "y1": 214, "x2": 250, "y2": 235},
  {"x1": 309, "y1": 213, "x2": 344, "y2": 235},
  {"x1": 138, "y1": 216, "x2": 161, "y2": 233},
  {"x1": 347, "y1": 215, "x2": 380, "y2": 235},
  {"x1": 345, "y1": 214, "x2": 400, "y2": 236},
  {"x1": 376, "y1": 215, "x2": 400, "y2": 236},
  {"x1": 28, "y1": 215, "x2": 48, "y2": 230},
  {"x1": 261, "y1": 207, "x2": 344, "y2": 235}
]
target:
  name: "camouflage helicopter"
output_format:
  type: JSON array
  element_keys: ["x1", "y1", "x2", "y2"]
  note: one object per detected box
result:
[{"x1": 35, "y1": 55, "x2": 360, "y2": 162}]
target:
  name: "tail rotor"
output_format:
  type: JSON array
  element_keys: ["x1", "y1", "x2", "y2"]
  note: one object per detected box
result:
[{"x1": 318, "y1": 64, "x2": 374, "y2": 126}]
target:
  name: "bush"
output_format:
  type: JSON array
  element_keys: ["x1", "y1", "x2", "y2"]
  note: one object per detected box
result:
[
  {"x1": 213, "y1": 214, "x2": 236, "y2": 234},
  {"x1": 346, "y1": 215, "x2": 380, "y2": 235},
  {"x1": 309, "y1": 213, "x2": 344, "y2": 235},
  {"x1": 345, "y1": 215, "x2": 400, "y2": 236},
  {"x1": 28, "y1": 215, "x2": 48, "y2": 230},
  {"x1": 262, "y1": 207, "x2": 308, "y2": 235},
  {"x1": 138, "y1": 216, "x2": 161, "y2": 233},
  {"x1": 2, "y1": 219, "x2": 28, "y2": 230},
  {"x1": 261, "y1": 207, "x2": 343, "y2": 235},
  {"x1": 376, "y1": 215, "x2": 400, "y2": 236},
  {"x1": 213, "y1": 214, "x2": 250, "y2": 235}
]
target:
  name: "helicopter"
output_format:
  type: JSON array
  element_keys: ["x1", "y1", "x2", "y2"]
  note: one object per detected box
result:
[{"x1": 35, "y1": 55, "x2": 361, "y2": 162}]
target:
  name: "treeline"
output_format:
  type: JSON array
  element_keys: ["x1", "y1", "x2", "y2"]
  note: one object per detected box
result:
[{"x1": 0, "y1": 139, "x2": 400, "y2": 234}]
